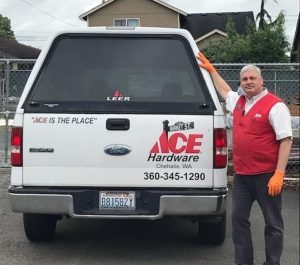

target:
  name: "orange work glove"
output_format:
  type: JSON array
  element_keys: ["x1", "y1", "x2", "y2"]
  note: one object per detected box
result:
[
  {"x1": 196, "y1": 52, "x2": 217, "y2": 73},
  {"x1": 267, "y1": 170, "x2": 285, "y2": 196}
]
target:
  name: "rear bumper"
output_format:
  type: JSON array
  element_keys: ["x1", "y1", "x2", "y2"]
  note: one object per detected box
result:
[{"x1": 9, "y1": 187, "x2": 227, "y2": 220}]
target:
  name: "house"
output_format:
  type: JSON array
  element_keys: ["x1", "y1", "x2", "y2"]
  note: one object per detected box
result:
[
  {"x1": 291, "y1": 12, "x2": 300, "y2": 63},
  {"x1": 180, "y1": 12, "x2": 255, "y2": 49},
  {"x1": 0, "y1": 38, "x2": 40, "y2": 73},
  {"x1": 0, "y1": 39, "x2": 40, "y2": 104},
  {"x1": 79, "y1": 0, "x2": 254, "y2": 50},
  {"x1": 0, "y1": 38, "x2": 40, "y2": 59},
  {"x1": 79, "y1": 0, "x2": 187, "y2": 28}
]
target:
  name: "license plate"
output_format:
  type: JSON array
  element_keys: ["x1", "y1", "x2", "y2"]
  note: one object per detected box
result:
[{"x1": 99, "y1": 191, "x2": 135, "y2": 210}]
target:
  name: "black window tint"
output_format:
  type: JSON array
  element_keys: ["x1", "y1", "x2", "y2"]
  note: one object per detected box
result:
[
  {"x1": 26, "y1": 34, "x2": 215, "y2": 114},
  {"x1": 31, "y1": 35, "x2": 206, "y2": 102}
]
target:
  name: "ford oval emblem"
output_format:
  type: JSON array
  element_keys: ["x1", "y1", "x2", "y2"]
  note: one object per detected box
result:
[{"x1": 104, "y1": 145, "x2": 131, "y2": 156}]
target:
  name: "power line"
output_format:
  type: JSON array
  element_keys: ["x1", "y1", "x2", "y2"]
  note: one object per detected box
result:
[{"x1": 19, "y1": 0, "x2": 78, "y2": 27}]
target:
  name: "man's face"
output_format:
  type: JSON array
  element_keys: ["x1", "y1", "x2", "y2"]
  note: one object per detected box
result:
[{"x1": 240, "y1": 70, "x2": 264, "y2": 99}]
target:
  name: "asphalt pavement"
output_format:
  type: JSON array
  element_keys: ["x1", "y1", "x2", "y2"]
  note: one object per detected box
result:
[{"x1": 0, "y1": 168, "x2": 299, "y2": 265}]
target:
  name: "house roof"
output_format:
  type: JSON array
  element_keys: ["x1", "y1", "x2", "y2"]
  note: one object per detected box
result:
[
  {"x1": 79, "y1": 0, "x2": 187, "y2": 21},
  {"x1": 291, "y1": 12, "x2": 299, "y2": 62},
  {"x1": 0, "y1": 39, "x2": 40, "y2": 59},
  {"x1": 180, "y1": 11, "x2": 255, "y2": 40},
  {"x1": 194, "y1": 29, "x2": 227, "y2": 43}
]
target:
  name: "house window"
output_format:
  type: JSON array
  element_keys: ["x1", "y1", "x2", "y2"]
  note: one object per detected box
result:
[{"x1": 113, "y1": 18, "x2": 140, "y2": 27}]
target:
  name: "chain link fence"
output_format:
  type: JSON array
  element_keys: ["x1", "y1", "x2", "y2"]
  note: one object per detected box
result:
[
  {"x1": 215, "y1": 63, "x2": 300, "y2": 179},
  {"x1": 0, "y1": 59, "x2": 36, "y2": 167},
  {"x1": 0, "y1": 59, "x2": 299, "y2": 178},
  {"x1": 216, "y1": 63, "x2": 300, "y2": 105}
]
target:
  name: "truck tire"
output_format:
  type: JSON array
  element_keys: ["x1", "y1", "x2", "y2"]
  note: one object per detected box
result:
[
  {"x1": 198, "y1": 213, "x2": 226, "y2": 245},
  {"x1": 23, "y1": 213, "x2": 57, "y2": 241}
]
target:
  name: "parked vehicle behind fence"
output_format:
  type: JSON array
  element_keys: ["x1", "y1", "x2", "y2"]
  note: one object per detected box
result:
[{"x1": 8, "y1": 27, "x2": 228, "y2": 244}]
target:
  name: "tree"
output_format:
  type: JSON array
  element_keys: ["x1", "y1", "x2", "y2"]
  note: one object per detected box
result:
[
  {"x1": 203, "y1": 13, "x2": 290, "y2": 63},
  {"x1": 248, "y1": 12, "x2": 290, "y2": 62},
  {"x1": 203, "y1": 18, "x2": 250, "y2": 63},
  {"x1": 256, "y1": 0, "x2": 278, "y2": 29},
  {"x1": 0, "y1": 14, "x2": 15, "y2": 40}
]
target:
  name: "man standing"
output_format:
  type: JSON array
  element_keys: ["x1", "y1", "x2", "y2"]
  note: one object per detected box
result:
[{"x1": 197, "y1": 52, "x2": 293, "y2": 265}]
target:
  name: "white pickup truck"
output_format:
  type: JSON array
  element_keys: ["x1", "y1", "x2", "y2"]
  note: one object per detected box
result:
[{"x1": 9, "y1": 27, "x2": 228, "y2": 244}]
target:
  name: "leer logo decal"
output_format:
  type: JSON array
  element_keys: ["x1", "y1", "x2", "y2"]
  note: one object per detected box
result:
[{"x1": 107, "y1": 90, "x2": 131, "y2": 101}]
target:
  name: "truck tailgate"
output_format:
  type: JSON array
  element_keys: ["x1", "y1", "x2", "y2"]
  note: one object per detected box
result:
[{"x1": 23, "y1": 114, "x2": 213, "y2": 188}]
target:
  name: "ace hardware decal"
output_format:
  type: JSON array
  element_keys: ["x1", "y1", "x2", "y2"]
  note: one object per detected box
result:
[{"x1": 144, "y1": 120, "x2": 206, "y2": 182}]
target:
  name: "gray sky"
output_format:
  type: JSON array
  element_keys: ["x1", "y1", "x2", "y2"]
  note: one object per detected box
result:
[{"x1": 0, "y1": 0, "x2": 299, "y2": 49}]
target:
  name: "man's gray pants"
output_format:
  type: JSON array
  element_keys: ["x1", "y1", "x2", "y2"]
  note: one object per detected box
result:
[{"x1": 232, "y1": 173, "x2": 284, "y2": 265}]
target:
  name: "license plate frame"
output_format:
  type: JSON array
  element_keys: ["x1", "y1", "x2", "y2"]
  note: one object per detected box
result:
[{"x1": 99, "y1": 191, "x2": 136, "y2": 210}]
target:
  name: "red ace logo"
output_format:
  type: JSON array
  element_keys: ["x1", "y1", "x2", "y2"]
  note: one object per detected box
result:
[{"x1": 150, "y1": 131, "x2": 203, "y2": 154}]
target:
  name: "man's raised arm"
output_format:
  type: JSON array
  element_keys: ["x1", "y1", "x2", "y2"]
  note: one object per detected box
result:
[{"x1": 196, "y1": 52, "x2": 232, "y2": 100}]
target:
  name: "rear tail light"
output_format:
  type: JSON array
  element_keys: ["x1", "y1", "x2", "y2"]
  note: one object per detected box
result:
[
  {"x1": 11, "y1": 127, "x2": 23, "y2": 167},
  {"x1": 214, "y1": 128, "x2": 227, "y2": 168}
]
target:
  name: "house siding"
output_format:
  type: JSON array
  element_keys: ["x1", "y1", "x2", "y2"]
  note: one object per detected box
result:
[
  {"x1": 196, "y1": 33, "x2": 226, "y2": 50},
  {"x1": 88, "y1": 0, "x2": 179, "y2": 28}
]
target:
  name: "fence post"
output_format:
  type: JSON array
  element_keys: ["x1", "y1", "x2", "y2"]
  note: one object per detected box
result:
[
  {"x1": 274, "y1": 68, "x2": 277, "y2": 96},
  {"x1": 4, "y1": 60, "x2": 10, "y2": 165}
]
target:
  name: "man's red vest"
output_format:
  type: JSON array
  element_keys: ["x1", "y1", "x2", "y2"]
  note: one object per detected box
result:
[{"x1": 233, "y1": 93, "x2": 282, "y2": 175}]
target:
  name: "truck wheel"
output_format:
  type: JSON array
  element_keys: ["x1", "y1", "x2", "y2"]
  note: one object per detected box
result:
[
  {"x1": 23, "y1": 213, "x2": 57, "y2": 241},
  {"x1": 198, "y1": 213, "x2": 226, "y2": 245}
]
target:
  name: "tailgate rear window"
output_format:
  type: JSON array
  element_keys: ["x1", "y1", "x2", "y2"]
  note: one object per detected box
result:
[{"x1": 25, "y1": 34, "x2": 215, "y2": 114}]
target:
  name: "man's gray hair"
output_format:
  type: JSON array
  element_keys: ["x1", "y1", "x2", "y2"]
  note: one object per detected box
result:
[{"x1": 240, "y1": 64, "x2": 262, "y2": 78}]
